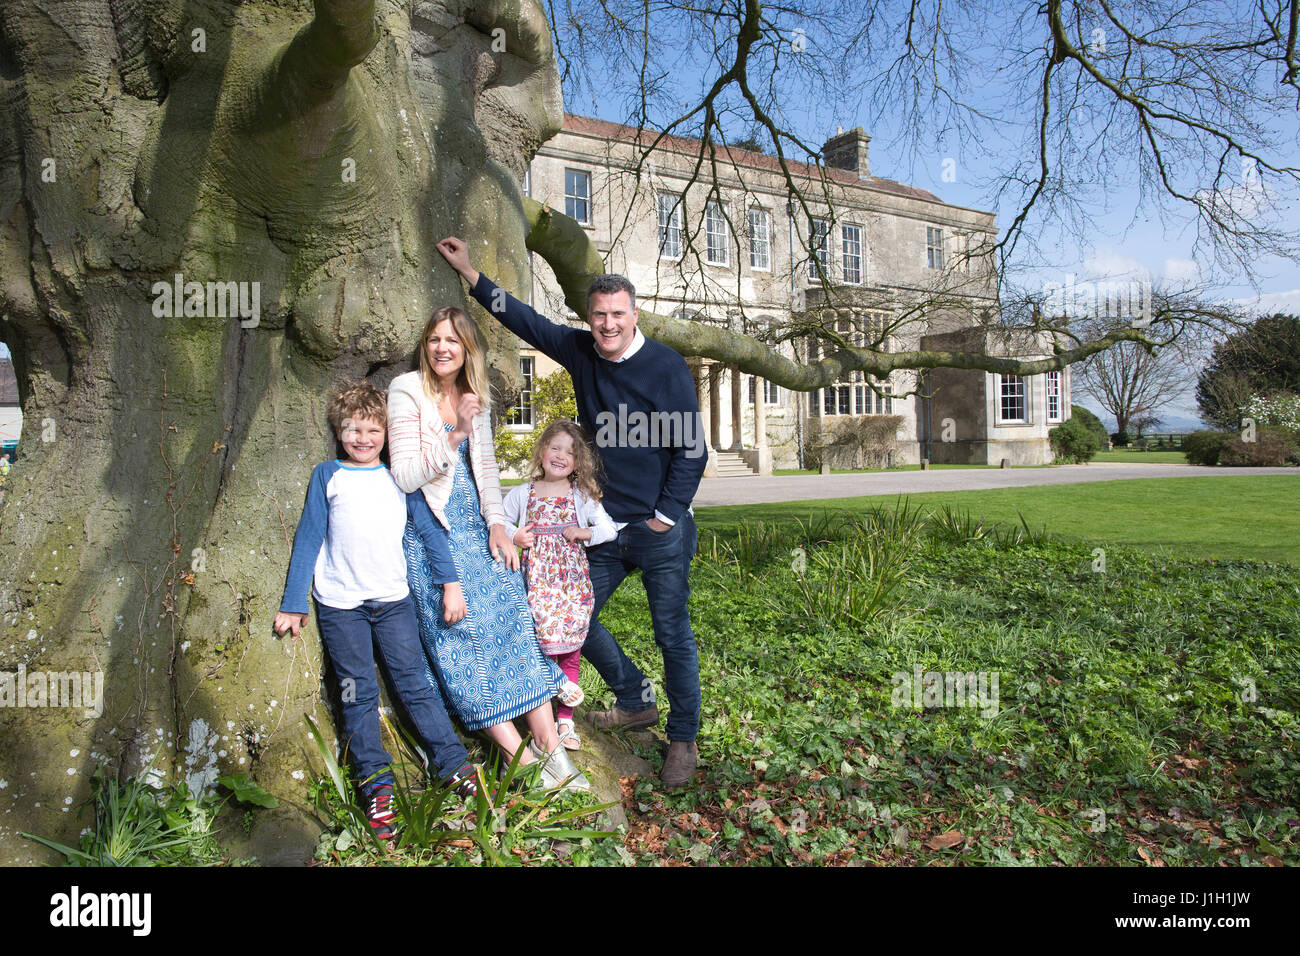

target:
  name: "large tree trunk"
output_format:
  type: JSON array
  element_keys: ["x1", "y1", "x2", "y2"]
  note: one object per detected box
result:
[{"x1": 0, "y1": 0, "x2": 561, "y2": 863}]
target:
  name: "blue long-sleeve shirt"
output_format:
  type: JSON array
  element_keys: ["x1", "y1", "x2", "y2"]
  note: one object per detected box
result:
[
  {"x1": 278, "y1": 460, "x2": 457, "y2": 615},
  {"x1": 470, "y1": 275, "x2": 707, "y2": 523}
]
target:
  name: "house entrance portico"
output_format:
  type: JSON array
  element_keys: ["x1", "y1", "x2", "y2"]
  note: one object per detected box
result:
[{"x1": 691, "y1": 358, "x2": 772, "y2": 477}]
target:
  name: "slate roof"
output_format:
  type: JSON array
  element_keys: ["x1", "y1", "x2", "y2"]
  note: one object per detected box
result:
[{"x1": 560, "y1": 113, "x2": 945, "y2": 204}]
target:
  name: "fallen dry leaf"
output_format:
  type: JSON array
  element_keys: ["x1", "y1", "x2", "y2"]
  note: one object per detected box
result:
[{"x1": 926, "y1": 830, "x2": 963, "y2": 851}]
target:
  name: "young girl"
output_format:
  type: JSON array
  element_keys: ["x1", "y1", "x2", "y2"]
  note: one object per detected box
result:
[{"x1": 503, "y1": 420, "x2": 617, "y2": 750}]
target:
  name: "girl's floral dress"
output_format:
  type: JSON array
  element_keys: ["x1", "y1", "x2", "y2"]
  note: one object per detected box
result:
[{"x1": 521, "y1": 482, "x2": 594, "y2": 655}]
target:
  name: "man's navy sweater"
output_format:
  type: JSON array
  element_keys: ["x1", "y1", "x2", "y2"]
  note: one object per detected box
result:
[{"x1": 471, "y1": 275, "x2": 707, "y2": 524}]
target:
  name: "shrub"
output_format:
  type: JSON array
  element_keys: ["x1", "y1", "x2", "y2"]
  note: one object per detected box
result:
[
  {"x1": 1049, "y1": 417, "x2": 1099, "y2": 463},
  {"x1": 1217, "y1": 427, "x2": 1299, "y2": 467},
  {"x1": 805, "y1": 415, "x2": 902, "y2": 470},
  {"x1": 1070, "y1": 405, "x2": 1110, "y2": 450},
  {"x1": 1110, "y1": 429, "x2": 1130, "y2": 447},
  {"x1": 1182, "y1": 429, "x2": 1233, "y2": 465},
  {"x1": 1241, "y1": 392, "x2": 1300, "y2": 431}
]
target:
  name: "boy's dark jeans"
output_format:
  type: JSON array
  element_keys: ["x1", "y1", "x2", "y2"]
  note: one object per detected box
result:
[{"x1": 314, "y1": 596, "x2": 468, "y2": 791}]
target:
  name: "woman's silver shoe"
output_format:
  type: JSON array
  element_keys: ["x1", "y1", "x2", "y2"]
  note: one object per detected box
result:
[{"x1": 528, "y1": 741, "x2": 591, "y2": 793}]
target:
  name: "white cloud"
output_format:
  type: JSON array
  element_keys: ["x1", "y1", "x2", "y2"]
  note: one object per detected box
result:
[
  {"x1": 1232, "y1": 289, "x2": 1300, "y2": 316},
  {"x1": 1196, "y1": 171, "x2": 1275, "y2": 222},
  {"x1": 1082, "y1": 248, "x2": 1149, "y2": 281},
  {"x1": 1162, "y1": 258, "x2": 1200, "y2": 283}
]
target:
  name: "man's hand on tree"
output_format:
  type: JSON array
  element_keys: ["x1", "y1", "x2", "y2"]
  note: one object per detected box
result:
[{"x1": 436, "y1": 237, "x2": 480, "y2": 287}]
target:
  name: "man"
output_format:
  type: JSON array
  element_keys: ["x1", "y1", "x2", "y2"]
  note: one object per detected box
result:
[{"x1": 435, "y1": 236, "x2": 706, "y2": 788}]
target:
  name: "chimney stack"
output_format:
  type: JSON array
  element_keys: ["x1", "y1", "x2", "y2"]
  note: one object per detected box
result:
[{"x1": 822, "y1": 127, "x2": 871, "y2": 180}]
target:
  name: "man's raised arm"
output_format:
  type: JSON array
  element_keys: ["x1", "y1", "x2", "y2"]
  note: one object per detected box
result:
[{"x1": 436, "y1": 236, "x2": 576, "y2": 365}]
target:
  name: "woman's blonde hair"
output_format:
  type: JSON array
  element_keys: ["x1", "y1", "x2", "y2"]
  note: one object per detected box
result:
[
  {"x1": 527, "y1": 420, "x2": 603, "y2": 501},
  {"x1": 418, "y1": 306, "x2": 491, "y2": 408}
]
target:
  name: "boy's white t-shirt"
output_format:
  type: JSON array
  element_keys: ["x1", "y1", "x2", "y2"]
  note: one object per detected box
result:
[
  {"x1": 312, "y1": 463, "x2": 411, "y2": 609},
  {"x1": 278, "y1": 460, "x2": 460, "y2": 616}
]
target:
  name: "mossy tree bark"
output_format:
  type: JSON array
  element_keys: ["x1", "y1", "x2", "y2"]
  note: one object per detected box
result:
[{"x1": 0, "y1": 0, "x2": 561, "y2": 863}]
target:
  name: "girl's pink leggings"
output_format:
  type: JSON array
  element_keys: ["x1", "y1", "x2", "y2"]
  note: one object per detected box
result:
[{"x1": 550, "y1": 648, "x2": 581, "y2": 721}]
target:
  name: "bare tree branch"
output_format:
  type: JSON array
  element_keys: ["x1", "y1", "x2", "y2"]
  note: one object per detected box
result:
[
  {"x1": 546, "y1": 1, "x2": 1300, "y2": 288},
  {"x1": 524, "y1": 196, "x2": 1204, "y2": 387},
  {"x1": 277, "y1": 0, "x2": 378, "y2": 111}
]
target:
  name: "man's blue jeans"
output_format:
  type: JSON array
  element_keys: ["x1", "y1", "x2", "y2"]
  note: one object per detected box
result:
[
  {"x1": 581, "y1": 513, "x2": 700, "y2": 741},
  {"x1": 315, "y1": 596, "x2": 468, "y2": 791}
]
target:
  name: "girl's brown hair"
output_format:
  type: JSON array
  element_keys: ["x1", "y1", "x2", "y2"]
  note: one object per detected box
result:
[
  {"x1": 417, "y1": 306, "x2": 491, "y2": 408},
  {"x1": 527, "y1": 420, "x2": 603, "y2": 501}
]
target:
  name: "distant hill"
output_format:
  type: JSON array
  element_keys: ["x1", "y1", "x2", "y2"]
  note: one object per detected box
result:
[
  {"x1": 1076, "y1": 406, "x2": 1208, "y2": 433},
  {"x1": 1156, "y1": 414, "x2": 1211, "y2": 432}
]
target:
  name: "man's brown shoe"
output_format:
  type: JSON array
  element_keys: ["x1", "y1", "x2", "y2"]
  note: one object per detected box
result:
[
  {"x1": 589, "y1": 704, "x2": 660, "y2": 732},
  {"x1": 660, "y1": 740, "x2": 698, "y2": 789}
]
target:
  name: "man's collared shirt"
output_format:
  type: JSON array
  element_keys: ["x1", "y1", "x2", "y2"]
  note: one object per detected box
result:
[{"x1": 609, "y1": 328, "x2": 646, "y2": 364}]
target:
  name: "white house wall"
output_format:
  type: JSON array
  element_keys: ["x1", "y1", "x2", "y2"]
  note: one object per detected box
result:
[{"x1": 509, "y1": 115, "x2": 1059, "y2": 471}]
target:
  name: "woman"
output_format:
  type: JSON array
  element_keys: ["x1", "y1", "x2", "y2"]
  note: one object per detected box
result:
[{"x1": 388, "y1": 305, "x2": 588, "y2": 792}]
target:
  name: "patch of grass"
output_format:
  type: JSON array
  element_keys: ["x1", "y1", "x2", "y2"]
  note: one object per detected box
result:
[
  {"x1": 698, "y1": 476, "x2": 1300, "y2": 564},
  {"x1": 23, "y1": 764, "x2": 273, "y2": 866},
  {"x1": 1093, "y1": 450, "x2": 1191, "y2": 464},
  {"x1": 306, "y1": 714, "x2": 617, "y2": 867},
  {"x1": 591, "y1": 508, "x2": 1300, "y2": 866},
  {"x1": 772, "y1": 464, "x2": 1051, "y2": 476}
]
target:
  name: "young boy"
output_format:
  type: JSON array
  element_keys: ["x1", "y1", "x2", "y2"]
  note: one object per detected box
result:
[{"x1": 274, "y1": 380, "x2": 475, "y2": 840}]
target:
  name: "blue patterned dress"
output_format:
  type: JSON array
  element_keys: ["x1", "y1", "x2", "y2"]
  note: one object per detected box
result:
[{"x1": 404, "y1": 425, "x2": 565, "y2": 731}]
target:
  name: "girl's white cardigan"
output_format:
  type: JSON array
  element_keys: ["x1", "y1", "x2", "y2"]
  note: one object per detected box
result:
[
  {"x1": 387, "y1": 370, "x2": 505, "y2": 532},
  {"x1": 501, "y1": 482, "x2": 618, "y2": 547}
]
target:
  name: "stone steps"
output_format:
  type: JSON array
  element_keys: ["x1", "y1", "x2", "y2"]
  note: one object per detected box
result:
[{"x1": 712, "y1": 450, "x2": 758, "y2": 477}]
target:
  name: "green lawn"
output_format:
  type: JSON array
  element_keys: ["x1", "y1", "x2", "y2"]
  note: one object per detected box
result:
[
  {"x1": 588, "y1": 506, "x2": 1300, "y2": 866},
  {"x1": 697, "y1": 476, "x2": 1300, "y2": 564},
  {"x1": 773, "y1": 463, "x2": 1053, "y2": 476},
  {"x1": 1093, "y1": 450, "x2": 1188, "y2": 464}
]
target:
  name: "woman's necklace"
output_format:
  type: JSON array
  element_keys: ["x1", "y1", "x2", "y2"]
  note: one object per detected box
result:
[{"x1": 438, "y1": 387, "x2": 459, "y2": 426}]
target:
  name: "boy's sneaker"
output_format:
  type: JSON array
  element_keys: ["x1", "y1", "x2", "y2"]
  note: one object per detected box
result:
[
  {"x1": 367, "y1": 783, "x2": 395, "y2": 840},
  {"x1": 448, "y1": 762, "x2": 478, "y2": 799}
]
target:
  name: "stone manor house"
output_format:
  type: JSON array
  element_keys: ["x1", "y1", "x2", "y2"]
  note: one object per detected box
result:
[{"x1": 505, "y1": 114, "x2": 1069, "y2": 475}]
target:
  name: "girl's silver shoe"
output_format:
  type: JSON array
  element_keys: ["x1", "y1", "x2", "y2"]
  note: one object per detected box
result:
[{"x1": 528, "y1": 741, "x2": 591, "y2": 793}]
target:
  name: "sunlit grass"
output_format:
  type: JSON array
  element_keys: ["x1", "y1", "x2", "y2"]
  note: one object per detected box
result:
[{"x1": 698, "y1": 476, "x2": 1300, "y2": 564}]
